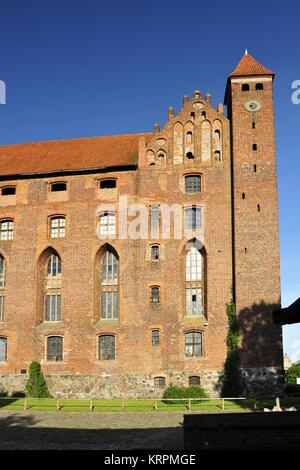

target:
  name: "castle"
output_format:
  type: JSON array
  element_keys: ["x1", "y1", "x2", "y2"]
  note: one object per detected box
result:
[{"x1": 0, "y1": 53, "x2": 283, "y2": 397}]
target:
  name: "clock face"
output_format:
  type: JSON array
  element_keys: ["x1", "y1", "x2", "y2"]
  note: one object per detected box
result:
[{"x1": 244, "y1": 100, "x2": 262, "y2": 112}]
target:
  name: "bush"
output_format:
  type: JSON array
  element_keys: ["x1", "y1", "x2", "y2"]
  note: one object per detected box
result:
[
  {"x1": 25, "y1": 361, "x2": 52, "y2": 398},
  {"x1": 162, "y1": 385, "x2": 207, "y2": 404},
  {"x1": 286, "y1": 363, "x2": 300, "y2": 385}
]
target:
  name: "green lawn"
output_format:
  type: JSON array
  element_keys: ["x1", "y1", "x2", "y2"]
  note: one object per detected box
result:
[{"x1": 0, "y1": 397, "x2": 299, "y2": 413}]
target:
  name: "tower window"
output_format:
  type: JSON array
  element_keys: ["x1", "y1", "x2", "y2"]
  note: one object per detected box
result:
[
  {"x1": 254, "y1": 164, "x2": 257, "y2": 173},
  {"x1": 185, "y1": 175, "x2": 201, "y2": 193},
  {"x1": 50, "y1": 182, "x2": 67, "y2": 192},
  {"x1": 101, "y1": 250, "x2": 119, "y2": 319},
  {"x1": 242, "y1": 193, "x2": 245, "y2": 199},
  {"x1": 252, "y1": 122, "x2": 256, "y2": 129},
  {"x1": 151, "y1": 245, "x2": 160, "y2": 261},
  {"x1": 151, "y1": 330, "x2": 160, "y2": 346},
  {"x1": 1, "y1": 186, "x2": 16, "y2": 196},
  {"x1": 186, "y1": 152, "x2": 194, "y2": 161},
  {"x1": 150, "y1": 286, "x2": 160, "y2": 304},
  {"x1": 256, "y1": 83, "x2": 264, "y2": 90},
  {"x1": 253, "y1": 144, "x2": 257, "y2": 151},
  {"x1": 242, "y1": 84, "x2": 250, "y2": 91},
  {"x1": 257, "y1": 204, "x2": 261, "y2": 212},
  {"x1": 190, "y1": 112, "x2": 195, "y2": 118},
  {"x1": 100, "y1": 179, "x2": 117, "y2": 189}
]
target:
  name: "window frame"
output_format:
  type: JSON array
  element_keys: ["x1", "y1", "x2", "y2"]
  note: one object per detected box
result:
[
  {"x1": 101, "y1": 250, "x2": 119, "y2": 320},
  {"x1": 184, "y1": 331, "x2": 203, "y2": 357},
  {"x1": 99, "y1": 178, "x2": 117, "y2": 190},
  {"x1": 98, "y1": 334, "x2": 116, "y2": 360},
  {"x1": 150, "y1": 286, "x2": 160, "y2": 304},
  {"x1": 189, "y1": 375, "x2": 201, "y2": 386},
  {"x1": 154, "y1": 376, "x2": 166, "y2": 389},
  {"x1": 1, "y1": 186, "x2": 16, "y2": 196},
  {"x1": 49, "y1": 182, "x2": 67, "y2": 192},
  {"x1": 0, "y1": 219, "x2": 14, "y2": 241},
  {"x1": 99, "y1": 211, "x2": 117, "y2": 237},
  {"x1": 49, "y1": 215, "x2": 66, "y2": 239},
  {"x1": 184, "y1": 206, "x2": 202, "y2": 230},
  {"x1": 151, "y1": 329, "x2": 160, "y2": 347},
  {"x1": 0, "y1": 336, "x2": 7, "y2": 362},
  {"x1": 150, "y1": 244, "x2": 160, "y2": 261},
  {"x1": 46, "y1": 335, "x2": 63, "y2": 362},
  {"x1": 184, "y1": 175, "x2": 202, "y2": 193}
]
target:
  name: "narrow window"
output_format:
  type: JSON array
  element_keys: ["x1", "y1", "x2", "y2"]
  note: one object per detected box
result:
[
  {"x1": 252, "y1": 122, "x2": 256, "y2": 129},
  {"x1": 190, "y1": 112, "x2": 195, "y2": 118},
  {"x1": 157, "y1": 153, "x2": 166, "y2": 165},
  {"x1": 50, "y1": 182, "x2": 67, "y2": 192},
  {"x1": 184, "y1": 207, "x2": 201, "y2": 230},
  {"x1": 151, "y1": 330, "x2": 160, "y2": 346},
  {"x1": 150, "y1": 286, "x2": 160, "y2": 304},
  {"x1": 244, "y1": 247, "x2": 247, "y2": 254},
  {"x1": 99, "y1": 335, "x2": 115, "y2": 360},
  {"x1": 202, "y1": 111, "x2": 206, "y2": 118},
  {"x1": 1, "y1": 187, "x2": 16, "y2": 196},
  {"x1": 45, "y1": 254, "x2": 62, "y2": 322},
  {"x1": 150, "y1": 205, "x2": 160, "y2": 239},
  {"x1": 253, "y1": 144, "x2": 257, "y2": 151},
  {"x1": 101, "y1": 250, "x2": 119, "y2": 319},
  {"x1": 214, "y1": 150, "x2": 221, "y2": 161},
  {"x1": 50, "y1": 216, "x2": 65, "y2": 238},
  {"x1": 185, "y1": 175, "x2": 201, "y2": 193},
  {"x1": 185, "y1": 245, "x2": 204, "y2": 316},
  {"x1": 47, "y1": 336, "x2": 63, "y2": 361},
  {"x1": 185, "y1": 331, "x2": 203, "y2": 357},
  {"x1": 100, "y1": 179, "x2": 117, "y2": 189},
  {"x1": 189, "y1": 376, "x2": 200, "y2": 386},
  {"x1": 186, "y1": 131, "x2": 193, "y2": 144},
  {"x1": 0, "y1": 255, "x2": 6, "y2": 288},
  {"x1": 0, "y1": 296, "x2": 4, "y2": 323},
  {"x1": 242, "y1": 193, "x2": 245, "y2": 199},
  {"x1": 254, "y1": 164, "x2": 257, "y2": 173},
  {"x1": 0, "y1": 220, "x2": 14, "y2": 241},
  {"x1": 257, "y1": 204, "x2": 261, "y2": 212},
  {"x1": 242, "y1": 84, "x2": 250, "y2": 91},
  {"x1": 154, "y1": 377, "x2": 166, "y2": 389},
  {"x1": 99, "y1": 211, "x2": 116, "y2": 237},
  {"x1": 151, "y1": 245, "x2": 160, "y2": 261},
  {"x1": 256, "y1": 83, "x2": 264, "y2": 90},
  {"x1": 0, "y1": 337, "x2": 7, "y2": 362}
]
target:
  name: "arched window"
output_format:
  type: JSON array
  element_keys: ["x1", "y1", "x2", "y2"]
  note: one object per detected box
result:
[
  {"x1": 0, "y1": 336, "x2": 7, "y2": 362},
  {"x1": 0, "y1": 255, "x2": 5, "y2": 322},
  {"x1": 151, "y1": 330, "x2": 160, "y2": 346},
  {"x1": 185, "y1": 331, "x2": 203, "y2": 357},
  {"x1": 100, "y1": 179, "x2": 117, "y2": 189},
  {"x1": 256, "y1": 83, "x2": 264, "y2": 90},
  {"x1": 99, "y1": 335, "x2": 115, "y2": 360},
  {"x1": 0, "y1": 220, "x2": 14, "y2": 241},
  {"x1": 45, "y1": 253, "x2": 61, "y2": 322},
  {"x1": 101, "y1": 250, "x2": 119, "y2": 319},
  {"x1": 157, "y1": 153, "x2": 166, "y2": 165},
  {"x1": 189, "y1": 376, "x2": 201, "y2": 386},
  {"x1": 185, "y1": 244, "x2": 204, "y2": 316},
  {"x1": 47, "y1": 336, "x2": 63, "y2": 361},
  {"x1": 186, "y1": 131, "x2": 193, "y2": 144},
  {"x1": 242, "y1": 84, "x2": 250, "y2": 91},
  {"x1": 49, "y1": 216, "x2": 65, "y2": 238}
]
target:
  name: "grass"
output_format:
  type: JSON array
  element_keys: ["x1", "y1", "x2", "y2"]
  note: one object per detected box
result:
[{"x1": 0, "y1": 397, "x2": 299, "y2": 413}]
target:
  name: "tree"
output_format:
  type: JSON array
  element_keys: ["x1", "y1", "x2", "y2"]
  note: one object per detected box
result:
[
  {"x1": 286, "y1": 362, "x2": 300, "y2": 384},
  {"x1": 25, "y1": 361, "x2": 52, "y2": 398}
]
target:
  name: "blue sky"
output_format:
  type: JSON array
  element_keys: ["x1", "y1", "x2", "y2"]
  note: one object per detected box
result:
[{"x1": 0, "y1": 0, "x2": 299, "y2": 360}]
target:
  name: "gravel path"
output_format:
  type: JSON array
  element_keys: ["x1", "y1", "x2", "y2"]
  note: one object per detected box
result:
[{"x1": 0, "y1": 410, "x2": 184, "y2": 450}]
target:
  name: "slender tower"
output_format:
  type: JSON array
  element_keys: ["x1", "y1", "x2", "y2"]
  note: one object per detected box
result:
[{"x1": 225, "y1": 52, "x2": 283, "y2": 393}]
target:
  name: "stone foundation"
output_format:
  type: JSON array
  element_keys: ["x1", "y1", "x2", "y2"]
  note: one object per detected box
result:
[{"x1": 0, "y1": 367, "x2": 283, "y2": 398}]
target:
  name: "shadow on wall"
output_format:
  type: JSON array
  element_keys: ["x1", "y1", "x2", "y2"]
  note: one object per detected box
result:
[
  {"x1": 237, "y1": 300, "x2": 284, "y2": 396},
  {"x1": 0, "y1": 413, "x2": 184, "y2": 450}
]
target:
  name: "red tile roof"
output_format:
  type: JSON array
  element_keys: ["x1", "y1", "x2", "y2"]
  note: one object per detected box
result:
[
  {"x1": 230, "y1": 53, "x2": 274, "y2": 77},
  {"x1": 0, "y1": 132, "x2": 153, "y2": 177}
]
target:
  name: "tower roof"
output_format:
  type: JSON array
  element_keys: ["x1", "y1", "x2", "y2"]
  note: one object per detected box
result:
[{"x1": 229, "y1": 52, "x2": 274, "y2": 78}]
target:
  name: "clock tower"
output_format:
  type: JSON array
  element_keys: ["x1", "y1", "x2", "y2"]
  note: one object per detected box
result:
[{"x1": 225, "y1": 52, "x2": 283, "y2": 390}]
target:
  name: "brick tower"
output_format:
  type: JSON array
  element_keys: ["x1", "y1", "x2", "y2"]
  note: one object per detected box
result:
[{"x1": 225, "y1": 52, "x2": 283, "y2": 393}]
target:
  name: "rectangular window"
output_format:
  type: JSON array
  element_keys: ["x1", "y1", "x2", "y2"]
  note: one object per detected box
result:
[
  {"x1": 185, "y1": 332, "x2": 202, "y2": 357},
  {"x1": 185, "y1": 175, "x2": 201, "y2": 193},
  {"x1": 154, "y1": 377, "x2": 166, "y2": 389},
  {"x1": 151, "y1": 287, "x2": 160, "y2": 303},
  {"x1": 99, "y1": 212, "x2": 116, "y2": 236},
  {"x1": 151, "y1": 330, "x2": 160, "y2": 346},
  {"x1": 151, "y1": 245, "x2": 160, "y2": 261},
  {"x1": 47, "y1": 336, "x2": 63, "y2": 361},
  {"x1": 186, "y1": 288, "x2": 203, "y2": 316},
  {"x1": 99, "y1": 335, "x2": 115, "y2": 360},
  {"x1": 101, "y1": 292, "x2": 118, "y2": 319},
  {"x1": 45, "y1": 294, "x2": 61, "y2": 321},
  {"x1": 150, "y1": 205, "x2": 160, "y2": 238},
  {"x1": 0, "y1": 337, "x2": 7, "y2": 362},
  {"x1": 0, "y1": 221, "x2": 14, "y2": 241},
  {"x1": 184, "y1": 207, "x2": 201, "y2": 230},
  {"x1": 0, "y1": 296, "x2": 4, "y2": 322},
  {"x1": 50, "y1": 217, "x2": 65, "y2": 238}
]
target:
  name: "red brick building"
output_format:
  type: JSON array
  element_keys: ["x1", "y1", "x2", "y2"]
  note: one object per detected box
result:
[{"x1": 0, "y1": 53, "x2": 283, "y2": 398}]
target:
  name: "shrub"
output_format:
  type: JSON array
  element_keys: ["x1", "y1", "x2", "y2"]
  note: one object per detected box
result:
[
  {"x1": 25, "y1": 361, "x2": 52, "y2": 398},
  {"x1": 162, "y1": 385, "x2": 207, "y2": 404},
  {"x1": 286, "y1": 362, "x2": 300, "y2": 385}
]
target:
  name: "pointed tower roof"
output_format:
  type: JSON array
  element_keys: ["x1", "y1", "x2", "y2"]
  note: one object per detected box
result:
[{"x1": 229, "y1": 52, "x2": 274, "y2": 77}]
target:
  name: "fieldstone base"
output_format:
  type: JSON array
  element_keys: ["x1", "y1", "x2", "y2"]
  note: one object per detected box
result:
[{"x1": 0, "y1": 367, "x2": 284, "y2": 398}]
